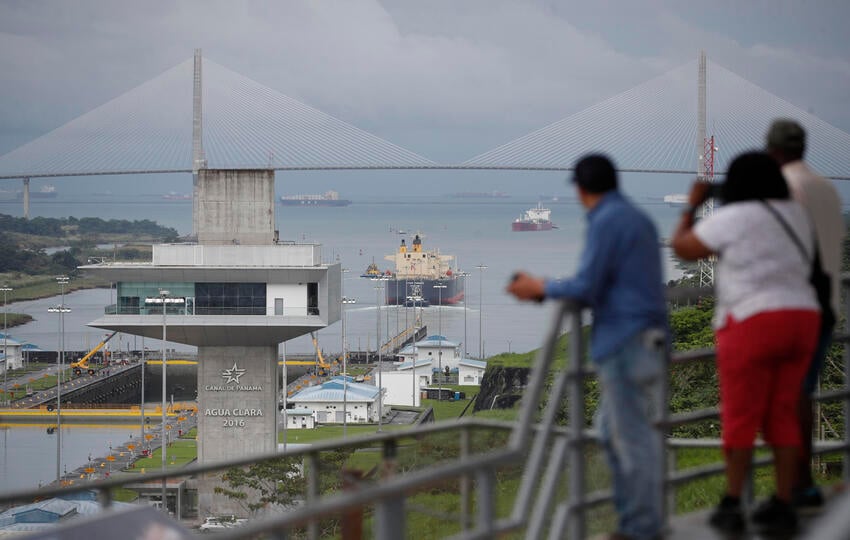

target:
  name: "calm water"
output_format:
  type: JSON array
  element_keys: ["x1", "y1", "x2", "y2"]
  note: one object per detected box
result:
[
  {"x1": 0, "y1": 195, "x2": 686, "y2": 357},
  {"x1": 0, "y1": 193, "x2": 685, "y2": 492},
  {"x1": 0, "y1": 425, "x2": 142, "y2": 492}
]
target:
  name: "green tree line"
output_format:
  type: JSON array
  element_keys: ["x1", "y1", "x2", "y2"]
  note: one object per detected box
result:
[{"x1": 0, "y1": 213, "x2": 177, "y2": 275}]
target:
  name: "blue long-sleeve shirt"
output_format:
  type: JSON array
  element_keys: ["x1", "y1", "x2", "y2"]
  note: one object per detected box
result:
[{"x1": 544, "y1": 191, "x2": 667, "y2": 360}]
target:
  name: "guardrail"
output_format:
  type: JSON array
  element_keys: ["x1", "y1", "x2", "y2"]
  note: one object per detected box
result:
[{"x1": 1, "y1": 283, "x2": 848, "y2": 539}]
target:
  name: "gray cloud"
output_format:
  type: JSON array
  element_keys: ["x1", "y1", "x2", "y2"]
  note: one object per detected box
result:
[{"x1": 0, "y1": 0, "x2": 848, "y2": 167}]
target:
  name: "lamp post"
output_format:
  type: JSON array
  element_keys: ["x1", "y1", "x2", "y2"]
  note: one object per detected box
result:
[
  {"x1": 456, "y1": 271, "x2": 470, "y2": 358},
  {"x1": 48, "y1": 275, "x2": 70, "y2": 483},
  {"x1": 140, "y1": 336, "x2": 145, "y2": 442},
  {"x1": 373, "y1": 277, "x2": 388, "y2": 432},
  {"x1": 433, "y1": 284, "x2": 447, "y2": 396},
  {"x1": 410, "y1": 281, "x2": 423, "y2": 406},
  {"x1": 281, "y1": 341, "x2": 287, "y2": 451},
  {"x1": 1, "y1": 285, "x2": 12, "y2": 407},
  {"x1": 145, "y1": 289, "x2": 184, "y2": 513},
  {"x1": 341, "y1": 268, "x2": 349, "y2": 438},
  {"x1": 476, "y1": 264, "x2": 487, "y2": 359}
]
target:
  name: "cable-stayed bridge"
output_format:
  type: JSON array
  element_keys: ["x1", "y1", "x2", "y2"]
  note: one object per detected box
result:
[{"x1": 1, "y1": 52, "x2": 849, "y2": 182}]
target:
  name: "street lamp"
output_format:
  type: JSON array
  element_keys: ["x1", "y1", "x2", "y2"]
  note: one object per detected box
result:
[
  {"x1": 140, "y1": 336, "x2": 145, "y2": 443},
  {"x1": 409, "y1": 281, "x2": 423, "y2": 406},
  {"x1": 476, "y1": 264, "x2": 488, "y2": 359},
  {"x1": 1, "y1": 285, "x2": 12, "y2": 407},
  {"x1": 48, "y1": 275, "x2": 70, "y2": 483},
  {"x1": 341, "y1": 268, "x2": 349, "y2": 438},
  {"x1": 372, "y1": 277, "x2": 388, "y2": 432},
  {"x1": 433, "y1": 284, "x2": 447, "y2": 397},
  {"x1": 145, "y1": 289, "x2": 185, "y2": 513},
  {"x1": 456, "y1": 271, "x2": 470, "y2": 358}
]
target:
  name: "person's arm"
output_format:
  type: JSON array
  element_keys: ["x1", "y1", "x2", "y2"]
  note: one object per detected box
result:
[
  {"x1": 506, "y1": 272, "x2": 545, "y2": 301},
  {"x1": 672, "y1": 181, "x2": 715, "y2": 261}
]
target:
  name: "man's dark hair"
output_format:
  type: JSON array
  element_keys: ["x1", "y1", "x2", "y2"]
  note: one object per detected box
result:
[
  {"x1": 572, "y1": 154, "x2": 618, "y2": 193},
  {"x1": 720, "y1": 151, "x2": 789, "y2": 203},
  {"x1": 766, "y1": 119, "x2": 806, "y2": 161}
]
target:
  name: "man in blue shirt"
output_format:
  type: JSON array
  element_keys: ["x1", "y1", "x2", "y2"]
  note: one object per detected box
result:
[{"x1": 508, "y1": 154, "x2": 667, "y2": 540}]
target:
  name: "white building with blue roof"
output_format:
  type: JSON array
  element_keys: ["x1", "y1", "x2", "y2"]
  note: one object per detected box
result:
[
  {"x1": 288, "y1": 376, "x2": 384, "y2": 424},
  {"x1": 0, "y1": 493, "x2": 134, "y2": 535},
  {"x1": 397, "y1": 335, "x2": 462, "y2": 373},
  {"x1": 458, "y1": 358, "x2": 488, "y2": 386},
  {"x1": 0, "y1": 333, "x2": 23, "y2": 373},
  {"x1": 283, "y1": 407, "x2": 316, "y2": 429}
]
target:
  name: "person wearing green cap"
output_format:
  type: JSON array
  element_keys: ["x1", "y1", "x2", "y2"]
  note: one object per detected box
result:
[{"x1": 767, "y1": 118, "x2": 844, "y2": 511}]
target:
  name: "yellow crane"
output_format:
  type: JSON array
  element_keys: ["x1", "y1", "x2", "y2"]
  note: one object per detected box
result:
[
  {"x1": 71, "y1": 331, "x2": 117, "y2": 375},
  {"x1": 281, "y1": 332, "x2": 334, "y2": 375}
]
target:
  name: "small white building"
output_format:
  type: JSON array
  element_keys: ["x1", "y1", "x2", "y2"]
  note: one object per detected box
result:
[
  {"x1": 397, "y1": 335, "x2": 462, "y2": 373},
  {"x1": 283, "y1": 407, "x2": 316, "y2": 429},
  {"x1": 458, "y1": 358, "x2": 488, "y2": 386},
  {"x1": 288, "y1": 376, "x2": 384, "y2": 424},
  {"x1": 381, "y1": 363, "x2": 433, "y2": 407},
  {"x1": 0, "y1": 334, "x2": 23, "y2": 373}
]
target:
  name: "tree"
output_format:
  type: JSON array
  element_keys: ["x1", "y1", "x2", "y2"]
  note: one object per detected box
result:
[{"x1": 214, "y1": 456, "x2": 304, "y2": 514}]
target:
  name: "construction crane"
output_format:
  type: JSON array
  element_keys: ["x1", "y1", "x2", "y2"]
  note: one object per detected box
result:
[
  {"x1": 71, "y1": 331, "x2": 117, "y2": 375},
  {"x1": 281, "y1": 332, "x2": 335, "y2": 376}
]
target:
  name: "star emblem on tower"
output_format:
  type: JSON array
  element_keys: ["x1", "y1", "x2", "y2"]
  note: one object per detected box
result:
[{"x1": 221, "y1": 362, "x2": 246, "y2": 384}]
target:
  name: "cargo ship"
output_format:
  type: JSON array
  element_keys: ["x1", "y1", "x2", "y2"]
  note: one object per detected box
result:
[
  {"x1": 449, "y1": 191, "x2": 510, "y2": 199},
  {"x1": 280, "y1": 190, "x2": 351, "y2": 206},
  {"x1": 512, "y1": 203, "x2": 554, "y2": 231},
  {"x1": 381, "y1": 234, "x2": 464, "y2": 306}
]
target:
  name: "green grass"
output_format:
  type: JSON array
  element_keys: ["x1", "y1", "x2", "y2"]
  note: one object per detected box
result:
[
  {"x1": 124, "y1": 438, "x2": 196, "y2": 472},
  {"x1": 0, "y1": 273, "x2": 108, "y2": 304},
  {"x1": 279, "y1": 423, "x2": 407, "y2": 445},
  {"x1": 112, "y1": 488, "x2": 140, "y2": 503},
  {"x1": 3, "y1": 368, "x2": 73, "y2": 400}
]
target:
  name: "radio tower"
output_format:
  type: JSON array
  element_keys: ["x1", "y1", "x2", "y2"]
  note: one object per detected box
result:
[{"x1": 696, "y1": 51, "x2": 716, "y2": 287}]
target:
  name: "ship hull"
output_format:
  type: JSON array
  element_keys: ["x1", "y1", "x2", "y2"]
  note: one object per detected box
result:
[
  {"x1": 384, "y1": 277, "x2": 464, "y2": 306},
  {"x1": 512, "y1": 221, "x2": 554, "y2": 231}
]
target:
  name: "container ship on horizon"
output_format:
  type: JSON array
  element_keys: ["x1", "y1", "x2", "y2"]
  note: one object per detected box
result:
[
  {"x1": 375, "y1": 234, "x2": 464, "y2": 306},
  {"x1": 280, "y1": 190, "x2": 351, "y2": 206},
  {"x1": 449, "y1": 191, "x2": 510, "y2": 199},
  {"x1": 12, "y1": 184, "x2": 58, "y2": 200},
  {"x1": 512, "y1": 202, "x2": 555, "y2": 231}
]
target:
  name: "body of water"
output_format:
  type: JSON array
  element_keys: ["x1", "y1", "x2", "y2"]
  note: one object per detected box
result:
[
  {"x1": 0, "y1": 194, "x2": 686, "y2": 357},
  {"x1": 0, "y1": 425, "x2": 142, "y2": 493},
  {"x1": 1, "y1": 193, "x2": 686, "y2": 492}
]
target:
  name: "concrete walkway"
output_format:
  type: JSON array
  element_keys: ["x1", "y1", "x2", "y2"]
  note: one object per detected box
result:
[{"x1": 48, "y1": 409, "x2": 198, "y2": 488}]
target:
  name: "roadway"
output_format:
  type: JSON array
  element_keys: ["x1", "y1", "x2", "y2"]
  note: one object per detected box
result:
[{"x1": 4, "y1": 361, "x2": 140, "y2": 409}]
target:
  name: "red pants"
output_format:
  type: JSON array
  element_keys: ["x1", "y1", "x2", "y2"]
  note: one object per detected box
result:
[{"x1": 716, "y1": 309, "x2": 819, "y2": 448}]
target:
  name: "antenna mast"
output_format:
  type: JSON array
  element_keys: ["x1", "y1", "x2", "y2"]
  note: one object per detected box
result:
[
  {"x1": 697, "y1": 51, "x2": 716, "y2": 287},
  {"x1": 192, "y1": 48, "x2": 205, "y2": 238}
]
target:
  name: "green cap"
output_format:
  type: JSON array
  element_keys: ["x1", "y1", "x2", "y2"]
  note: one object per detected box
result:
[{"x1": 766, "y1": 119, "x2": 806, "y2": 152}]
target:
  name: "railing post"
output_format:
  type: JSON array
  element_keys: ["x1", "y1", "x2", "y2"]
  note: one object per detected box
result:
[
  {"x1": 307, "y1": 452, "x2": 320, "y2": 540},
  {"x1": 840, "y1": 279, "x2": 850, "y2": 484},
  {"x1": 475, "y1": 467, "x2": 496, "y2": 533},
  {"x1": 460, "y1": 424, "x2": 471, "y2": 531},
  {"x1": 375, "y1": 439, "x2": 404, "y2": 539},
  {"x1": 658, "y1": 346, "x2": 671, "y2": 528},
  {"x1": 341, "y1": 469, "x2": 364, "y2": 540},
  {"x1": 567, "y1": 308, "x2": 585, "y2": 540}
]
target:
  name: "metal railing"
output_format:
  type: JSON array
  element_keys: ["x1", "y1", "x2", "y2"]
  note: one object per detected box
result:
[{"x1": 1, "y1": 283, "x2": 849, "y2": 538}]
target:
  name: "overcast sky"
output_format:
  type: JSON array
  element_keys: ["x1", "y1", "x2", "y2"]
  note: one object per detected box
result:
[{"x1": 1, "y1": 0, "x2": 849, "y2": 197}]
